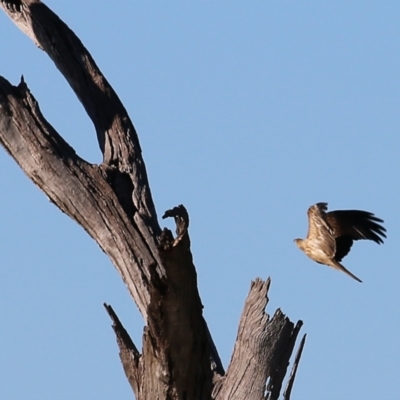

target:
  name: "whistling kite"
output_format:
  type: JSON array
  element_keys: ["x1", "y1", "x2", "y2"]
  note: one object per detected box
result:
[{"x1": 294, "y1": 203, "x2": 386, "y2": 282}]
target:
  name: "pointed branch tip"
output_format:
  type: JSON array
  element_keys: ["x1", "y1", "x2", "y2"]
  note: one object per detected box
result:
[
  {"x1": 283, "y1": 333, "x2": 307, "y2": 400},
  {"x1": 161, "y1": 204, "x2": 189, "y2": 240}
]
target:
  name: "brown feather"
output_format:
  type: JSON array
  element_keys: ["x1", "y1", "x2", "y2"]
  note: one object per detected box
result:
[
  {"x1": 327, "y1": 210, "x2": 386, "y2": 262},
  {"x1": 295, "y1": 202, "x2": 386, "y2": 282},
  {"x1": 306, "y1": 203, "x2": 336, "y2": 258}
]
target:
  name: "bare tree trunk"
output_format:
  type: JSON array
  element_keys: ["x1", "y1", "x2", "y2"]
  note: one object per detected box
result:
[{"x1": 0, "y1": 1, "x2": 305, "y2": 399}]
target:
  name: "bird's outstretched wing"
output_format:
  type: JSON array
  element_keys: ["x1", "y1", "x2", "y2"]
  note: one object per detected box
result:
[
  {"x1": 295, "y1": 202, "x2": 386, "y2": 282},
  {"x1": 307, "y1": 202, "x2": 336, "y2": 258},
  {"x1": 327, "y1": 210, "x2": 387, "y2": 262}
]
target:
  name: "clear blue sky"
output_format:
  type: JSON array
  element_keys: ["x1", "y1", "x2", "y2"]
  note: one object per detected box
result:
[{"x1": 1, "y1": 2, "x2": 399, "y2": 399}]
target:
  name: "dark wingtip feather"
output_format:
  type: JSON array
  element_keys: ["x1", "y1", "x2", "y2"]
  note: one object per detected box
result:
[
  {"x1": 328, "y1": 209, "x2": 386, "y2": 245},
  {"x1": 316, "y1": 202, "x2": 328, "y2": 210},
  {"x1": 350, "y1": 210, "x2": 386, "y2": 244}
]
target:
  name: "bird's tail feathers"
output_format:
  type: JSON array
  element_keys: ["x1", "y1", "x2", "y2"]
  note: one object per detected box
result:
[{"x1": 331, "y1": 260, "x2": 362, "y2": 283}]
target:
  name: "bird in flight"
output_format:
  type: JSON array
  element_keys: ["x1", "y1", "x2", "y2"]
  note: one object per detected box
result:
[{"x1": 294, "y1": 202, "x2": 386, "y2": 282}]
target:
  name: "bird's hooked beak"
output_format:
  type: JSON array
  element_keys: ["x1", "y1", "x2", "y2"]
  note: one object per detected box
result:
[{"x1": 293, "y1": 238, "x2": 303, "y2": 250}]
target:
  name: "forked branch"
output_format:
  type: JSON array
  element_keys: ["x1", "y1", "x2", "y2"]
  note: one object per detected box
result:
[{"x1": 0, "y1": 2, "x2": 305, "y2": 399}]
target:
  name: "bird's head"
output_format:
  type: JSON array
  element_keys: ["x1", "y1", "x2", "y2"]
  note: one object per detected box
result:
[{"x1": 293, "y1": 238, "x2": 304, "y2": 250}]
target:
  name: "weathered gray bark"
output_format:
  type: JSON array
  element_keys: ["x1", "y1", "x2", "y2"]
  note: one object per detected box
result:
[
  {"x1": 0, "y1": 1, "x2": 305, "y2": 399},
  {"x1": 213, "y1": 279, "x2": 303, "y2": 400}
]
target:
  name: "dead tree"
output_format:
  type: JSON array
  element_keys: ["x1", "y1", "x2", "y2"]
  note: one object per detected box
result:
[{"x1": 0, "y1": 1, "x2": 305, "y2": 399}]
